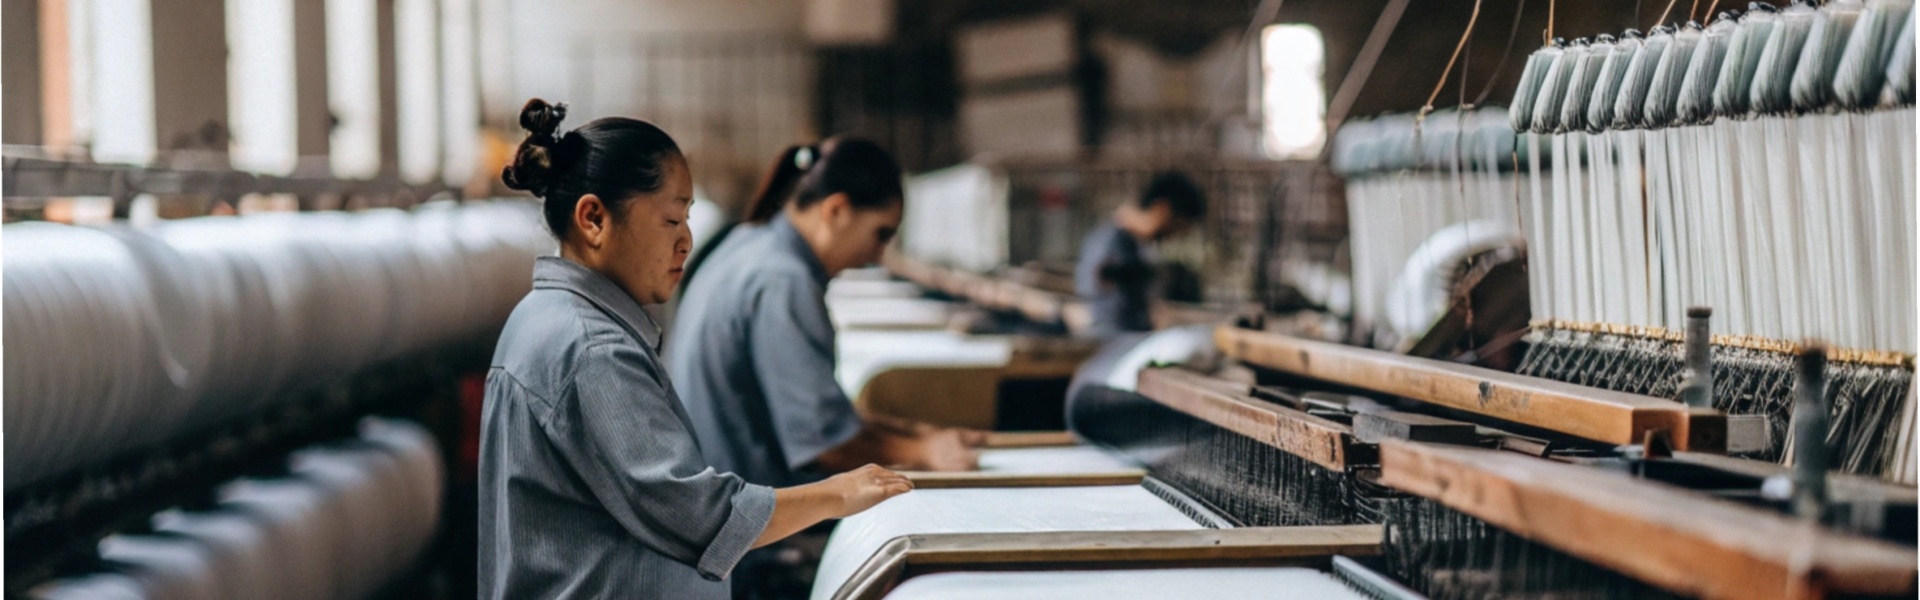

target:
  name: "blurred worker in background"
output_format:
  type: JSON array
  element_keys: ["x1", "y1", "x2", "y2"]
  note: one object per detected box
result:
[
  {"x1": 480, "y1": 99, "x2": 911, "y2": 600},
  {"x1": 669, "y1": 137, "x2": 984, "y2": 598},
  {"x1": 1074, "y1": 171, "x2": 1207, "y2": 339}
]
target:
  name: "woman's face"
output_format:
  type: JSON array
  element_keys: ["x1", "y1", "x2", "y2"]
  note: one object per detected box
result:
[
  {"x1": 813, "y1": 194, "x2": 902, "y2": 277},
  {"x1": 598, "y1": 157, "x2": 694, "y2": 304}
]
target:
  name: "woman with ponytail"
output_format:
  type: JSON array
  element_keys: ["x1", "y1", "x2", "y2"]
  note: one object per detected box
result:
[
  {"x1": 669, "y1": 137, "x2": 983, "y2": 487},
  {"x1": 480, "y1": 102, "x2": 911, "y2": 600}
]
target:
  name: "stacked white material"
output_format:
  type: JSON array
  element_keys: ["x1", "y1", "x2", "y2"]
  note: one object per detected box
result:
[
  {"x1": 3, "y1": 201, "x2": 551, "y2": 490},
  {"x1": 29, "y1": 418, "x2": 445, "y2": 600},
  {"x1": 881, "y1": 567, "x2": 1370, "y2": 600},
  {"x1": 900, "y1": 163, "x2": 1010, "y2": 273},
  {"x1": 810, "y1": 485, "x2": 1201, "y2": 600}
]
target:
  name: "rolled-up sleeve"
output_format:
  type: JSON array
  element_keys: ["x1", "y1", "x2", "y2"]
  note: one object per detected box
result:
[
  {"x1": 542, "y1": 343, "x2": 775, "y2": 581},
  {"x1": 748, "y1": 273, "x2": 865, "y2": 471}
]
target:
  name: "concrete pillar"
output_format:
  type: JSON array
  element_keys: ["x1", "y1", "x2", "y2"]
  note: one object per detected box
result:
[
  {"x1": 293, "y1": 0, "x2": 331, "y2": 173},
  {"x1": 3, "y1": 0, "x2": 43, "y2": 145},
  {"x1": 150, "y1": 0, "x2": 229, "y2": 166}
]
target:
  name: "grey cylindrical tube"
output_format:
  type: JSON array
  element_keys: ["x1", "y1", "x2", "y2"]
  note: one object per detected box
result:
[
  {"x1": 1791, "y1": 343, "x2": 1830, "y2": 520},
  {"x1": 1681, "y1": 306, "x2": 1715, "y2": 408}
]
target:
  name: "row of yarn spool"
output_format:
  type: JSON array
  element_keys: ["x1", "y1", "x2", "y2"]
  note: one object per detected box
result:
[
  {"x1": 28, "y1": 418, "x2": 444, "y2": 600},
  {"x1": 1509, "y1": 0, "x2": 1916, "y2": 355},
  {"x1": 1331, "y1": 108, "x2": 1526, "y2": 349},
  {"x1": 2, "y1": 201, "x2": 554, "y2": 491},
  {"x1": 1508, "y1": 0, "x2": 1916, "y2": 479}
]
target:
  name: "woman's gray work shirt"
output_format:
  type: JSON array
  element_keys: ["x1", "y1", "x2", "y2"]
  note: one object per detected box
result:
[
  {"x1": 479, "y1": 256, "x2": 774, "y2": 599},
  {"x1": 666, "y1": 215, "x2": 865, "y2": 488}
]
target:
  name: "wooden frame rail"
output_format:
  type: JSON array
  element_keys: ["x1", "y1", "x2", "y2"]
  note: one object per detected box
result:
[
  {"x1": 901, "y1": 470, "x2": 1146, "y2": 489},
  {"x1": 1378, "y1": 440, "x2": 1917, "y2": 600},
  {"x1": 1216, "y1": 326, "x2": 1727, "y2": 451},
  {"x1": 1135, "y1": 367, "x2": 1369, "y2": 470},
  {"x1": 884, "y1": 254, "x2": 1093, "y2": 330},
  {"x1": 829, "y1": 525, "x2": 1385, "y2": 600}
]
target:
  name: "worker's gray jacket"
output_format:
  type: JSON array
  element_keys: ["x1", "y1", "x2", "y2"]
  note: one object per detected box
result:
[
  {"x1": 479, "y1": 256, "x2": 774, "y2": 599},
  {"x1": 667, "y1": 215, "x2": 865, "y2": 488}
]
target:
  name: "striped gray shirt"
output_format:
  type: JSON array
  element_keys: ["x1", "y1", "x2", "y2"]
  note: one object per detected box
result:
[{"x1": 480, "y1": 257, "x2": 775, "y2": 599}]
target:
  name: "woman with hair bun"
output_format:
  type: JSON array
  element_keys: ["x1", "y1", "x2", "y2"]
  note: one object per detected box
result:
[{"x1": 479, "y1": 100, "x2": 911, "y2": 600}]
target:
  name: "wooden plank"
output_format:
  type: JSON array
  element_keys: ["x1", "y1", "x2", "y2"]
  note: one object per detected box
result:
[
  {"x1": 1378, "y1": 440, "x2": 1918, "y2": 600},
  {"x1": 833, "y1": 525, "x2": 1385, "y2": 600},
  {"x1": 902, "y1": 470, "x2": 1145, "y2": 489},
  {"x1": 1135, "y1": 367, "x2": 1365, "y2": 471},
  {"x1": 982, "y1": 431, "x2": 1079, "y2": 448},
  {"x1": 1216, "y1": 326, "x2": 1726, "y2": 451},
  {"x1": 904, "y1": 525, "x2": 1383, "y2": 566}
]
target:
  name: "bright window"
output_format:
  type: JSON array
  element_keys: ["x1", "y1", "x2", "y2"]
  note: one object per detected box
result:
[{"x1": 1260, "y1": 24, "x2": 1325, "y2": 160}]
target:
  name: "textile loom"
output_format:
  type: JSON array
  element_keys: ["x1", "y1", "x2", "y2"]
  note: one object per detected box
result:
[{"x1": 819, "y1": 3, "x2": 1918, "y2": 597}]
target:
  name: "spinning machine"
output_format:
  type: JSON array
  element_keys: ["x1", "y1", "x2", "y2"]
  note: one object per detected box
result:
[{"x1": 3, "y1": 161, "x2": 553, "y2": 599}]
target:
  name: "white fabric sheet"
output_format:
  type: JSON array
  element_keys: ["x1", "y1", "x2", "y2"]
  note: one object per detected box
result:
[
  {"x1": 811, "y1": 486, "x2": 1198, "y2": 600},
  {"x1": 976, "y1": 446, "x2": 1137, "y2": 474},
  {"x1": 882, "y1": 567, "x2": 1369, "y2": 600},
  {"x1": 835, "y1": 330, "x2": 1014, "y2": 399}
]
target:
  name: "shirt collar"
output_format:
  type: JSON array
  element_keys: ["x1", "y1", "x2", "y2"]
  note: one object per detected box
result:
[
  {"x1": 769, "y1": 213, "x2": 831, "y2": 286},
  {"x1": 532, "y1": 256, "x2": 663, "y2": 352}
]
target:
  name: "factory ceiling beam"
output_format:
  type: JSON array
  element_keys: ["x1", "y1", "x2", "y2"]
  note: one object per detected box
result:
[{"x1": 1322, "y1": 0, "x2": 1410, "y2": 136}]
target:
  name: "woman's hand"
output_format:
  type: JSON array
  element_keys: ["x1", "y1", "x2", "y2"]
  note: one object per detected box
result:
[
  {"x1": 824, "y1": 464, "x2": 914, "y2": 517},
  {"x1": 908, "y1": 428, "x2": 981, "y2": 472},
  {"x1": 759, "y1": 464, "x2": 911, "y2": 548}
]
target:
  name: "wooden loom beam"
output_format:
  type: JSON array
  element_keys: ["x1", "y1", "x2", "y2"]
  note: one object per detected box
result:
[
  {"x1": 1135, "y1": 367, "x2": 1368, "y2": 471},
  {"x1": 830, "y1": 525, "x2": 1385, "y2": 600},
  {"x1": 1216, "y1": 326, "x2": 1727, "y2": 451},
  {"x1": 1378, "y1": 440, "x2": 1917, "y2": 600},
  {"x1": 900, "y1": 470, "x2": 1145, "y2": 489}
]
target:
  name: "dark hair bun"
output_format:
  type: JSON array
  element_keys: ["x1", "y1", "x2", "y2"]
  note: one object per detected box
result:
[{"x1": 501, "y1": 98, "x2": 570, "y2": 194}]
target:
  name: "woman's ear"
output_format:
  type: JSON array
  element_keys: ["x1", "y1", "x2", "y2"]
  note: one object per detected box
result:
[
  {"x1": 574, "y1": 194, "x2": 610, "y2": 247},
  {"x1": 820, "y1": 193, "x2": 855, "y2": 227}
]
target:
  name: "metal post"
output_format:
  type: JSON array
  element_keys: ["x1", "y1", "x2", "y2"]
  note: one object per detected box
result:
[
  {"x1": 1791, "y1": 342, "x2": 1830, "y2": 521},
  {"x1": 1680, "y1": 306, "x2": 1714, "y2": 408}
]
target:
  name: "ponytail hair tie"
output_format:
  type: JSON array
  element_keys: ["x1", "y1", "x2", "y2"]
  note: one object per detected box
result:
[{"x1": 794, "y1": 145, "x2": 817, "y2": 171}]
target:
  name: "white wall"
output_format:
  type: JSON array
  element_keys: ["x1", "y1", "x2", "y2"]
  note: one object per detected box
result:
[{"x1": 503, "y1": 0, "x2": 804, "y2": 111}]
